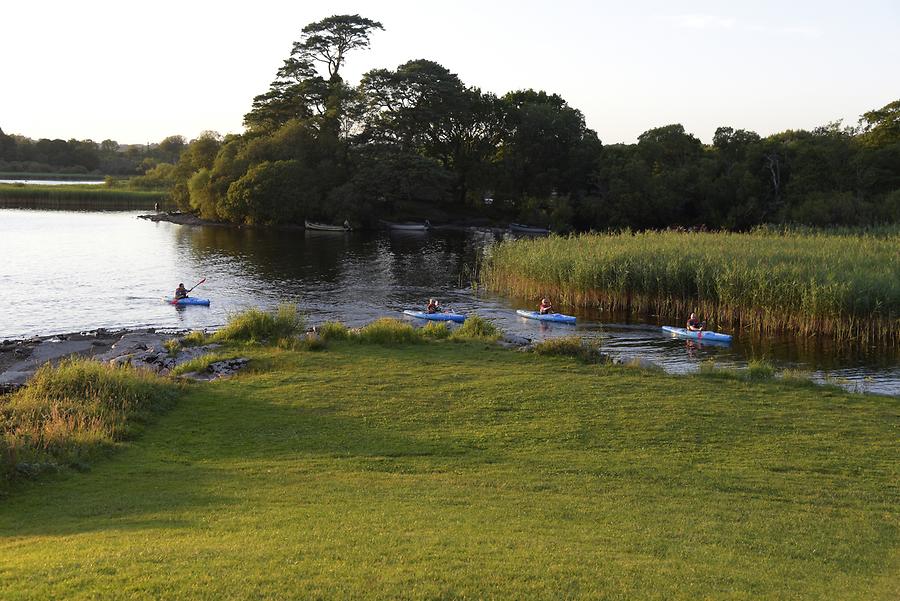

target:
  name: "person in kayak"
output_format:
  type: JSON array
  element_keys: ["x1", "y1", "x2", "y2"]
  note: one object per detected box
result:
[
  {"x1": 175, "y1": 283, "x2": 189, "y2": 300},
  {"x1": 686, "y1": 313, "x2": 704, "y2": 331},
  {"x1": 539, "y1": 298, "x2": 553, "y2": 315},
  {"x1": 427, "y1": 298, "x2": 442, "y2": 314}
]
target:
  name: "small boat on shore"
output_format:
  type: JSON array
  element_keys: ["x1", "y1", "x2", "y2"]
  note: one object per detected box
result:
[
  {"x1": 305, "y1": 220, "x2": 351, "y2": 232},
  {"x1": 509, "y1": 223, "x2": 550, "y2": 235},
  {"x1": 661, "y1": 326, "x2": 732, "y2": 343},
  {"x1": 403, "y1": 309, "x2": 466, "y2": 323},
  {"x1": 384, "y1": 220, "x2": 431, "y2": 231},
  {"x1": 516, "y1": 309, "x2": 576, "y2": 324}
]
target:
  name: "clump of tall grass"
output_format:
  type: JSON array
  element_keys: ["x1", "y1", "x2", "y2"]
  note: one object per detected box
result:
[
  {"x1": 482, "y1": 229, "x2": 900, "y2": 346},
  {"x1": 420, "y1": 321, "x2": 451, "y2": 339},
  {"x1": 1, "y1": 358, "x2": 179, "y2": 487},
  {"x1": 170, "y1": 353, "x2": 230, "y2": 376},
  {"x1": 747, "y1": 359, "x2": 776, "y2": 381},
  {"x1": 212, "y1": 304, "x2": 304, "y2": 344},
  {"x1": 277, "y1": 334, "x2": 327, "y2": 352},
  {"x1": 317, "y1": 321, "x2": 349, "y2": 341},
  {"x1": 532, "y1": 336, "x2": 602, "y2": 363},
  {"x1": 181, "y1": 330, "x2": 207, "y2": 346},
  {"x1": 449, "y1": 315, "x2": 501, "y2": 342},
  {"x1": 355, "y1": 318, "x2": 421, "y2": 345}
]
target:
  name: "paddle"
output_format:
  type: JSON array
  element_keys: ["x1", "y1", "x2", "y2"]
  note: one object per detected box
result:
[{"x1": 172, "y1": 278, "x2": 205, "y2": 304}]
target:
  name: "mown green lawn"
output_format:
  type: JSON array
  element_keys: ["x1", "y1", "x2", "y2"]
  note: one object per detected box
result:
[{"x1": 1, "y1": 342, "x2": 897, "y2": 599}]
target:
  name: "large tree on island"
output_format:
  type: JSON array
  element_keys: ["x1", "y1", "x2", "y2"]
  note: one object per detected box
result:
[{"x1": 245, "y1": 14, "x2": 383, "y2": 135}]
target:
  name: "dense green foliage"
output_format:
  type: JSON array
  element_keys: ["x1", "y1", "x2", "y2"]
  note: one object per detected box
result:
[
  {"x1": 0, "y1": 359, "x2": 179, "y2": 489},
  {"x1": 484, "y1": 228, "x2": 900, "y2": 344},
  {"x1": 157, "y1": 14, "x2": 900, "y2": 230},
  {"x1": 1, "y1": 342, "x2": 896, "y2": 598}
]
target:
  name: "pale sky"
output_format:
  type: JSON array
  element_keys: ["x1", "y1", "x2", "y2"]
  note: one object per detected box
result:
[{"x1": 2, "y1": 0, "x2": 897, "y2": 145}]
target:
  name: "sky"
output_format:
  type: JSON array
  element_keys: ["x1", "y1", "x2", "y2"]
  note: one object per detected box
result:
[{"x1": 2, "y1": 0, "x2": 898, "y2": 145}]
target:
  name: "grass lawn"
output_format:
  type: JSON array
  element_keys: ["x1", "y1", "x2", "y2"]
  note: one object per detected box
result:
[{"x1": 1, "y1": 341, "x2": 897, "y2": 599}]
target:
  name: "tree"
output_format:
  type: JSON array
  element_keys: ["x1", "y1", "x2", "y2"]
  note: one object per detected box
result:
[
  {"x1": 360, "y1": 59, "x2": 504, "y2": 203},
  {"x1": 245, "y1": 14, "x2": 383, "y2": 133},
  {"x1": 158, "y1": 135, "x2": 186, "y2": 163},
  {"x1": 858, "y1": 99, "x2": 900, "y2": 148}
]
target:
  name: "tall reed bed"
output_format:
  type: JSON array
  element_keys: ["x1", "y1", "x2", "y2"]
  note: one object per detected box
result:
[
  {"x1": 0, "y1": 184, "x2": 167, "y2": 209},
  {"x1": 483, "y1": 229, "x2": 900, "y2": 345}
]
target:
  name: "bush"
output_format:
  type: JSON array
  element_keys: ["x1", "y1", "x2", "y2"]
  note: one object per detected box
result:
[
  {"x1": 356, "y1": 318, "x2": 421, "y2": 345},
  {"x1": 449, "y1": 315, "x2": 500, "y2": 342},
  {"x1": 420, "y1": 321, "x2": 451, "y2": 339},
  {"x1": 317, "y1": 321, "x2": 349, "y2": 341},
  {"x1": 213, "y1": 304, "x2": 305, "y2": 343},
  {"x1": 532, "y1": 336, "x2": 601, "y2": 363},
  {"x1": 1, "y1": 359, "x2": 179, "y2": 488}
]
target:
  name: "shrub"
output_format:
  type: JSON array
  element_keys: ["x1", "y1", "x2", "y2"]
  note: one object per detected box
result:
[
  {"x1": 213, "y1": 304, "x2": 305, "y2": 343},
  {"x1": 318, "y1": 321, "x2": 349, "y2": 341},
  {"x1": 356, "y1": 318, "x2": 421, "y2": 345},
  {"x1": 532, "y1": 336, "x2": 601, "y2": 363},
  {"x1": 449, "y1": 315, "x2": 500, "y2": 342},
  {"x1": 420, "y1": 321, "x2": 451, "y2": 339}
]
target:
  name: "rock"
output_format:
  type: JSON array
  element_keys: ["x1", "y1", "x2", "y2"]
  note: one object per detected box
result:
[{"x1": 501, "y1": 333, "x2": 531, "y2": 346}]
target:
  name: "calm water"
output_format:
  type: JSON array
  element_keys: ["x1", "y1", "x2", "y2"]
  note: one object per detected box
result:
[{"x1": 1, "y1": 209, "x2": 897, "y2": 395}]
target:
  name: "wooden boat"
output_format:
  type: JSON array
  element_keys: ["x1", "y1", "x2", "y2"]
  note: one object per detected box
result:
[
  {"x1": 385, "y1": 220, "x2": 431, "y2": 231},
  {"x1": 305, "y1": 220, "x2": 350, "y2": 232},
  {"x1": 509, "y1": 223, "x2": 550, "y2": 234}
]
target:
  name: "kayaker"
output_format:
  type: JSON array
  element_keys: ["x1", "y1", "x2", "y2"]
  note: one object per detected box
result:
[
  {"x1": 686, "y1": 313, "x2": 704, "y2": 331},
  {"x1": 427, "y1": 298, "x2": 442, "y2": 314},
  {"x1": 539, "y1": 298, "x2": 553, "y2": 315},
  {"x1": 175, "y1": 283, "x2": 188, "y2": 300}
]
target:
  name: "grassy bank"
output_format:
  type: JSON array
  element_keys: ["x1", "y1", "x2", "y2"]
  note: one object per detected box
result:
[
  {"x1": 0, "y1": 183, "x2": 169, "y2": 210},
  {"x1": 0, "y1": 359, "x2": 180, "y2": 489},
  {"x1": 483, "y1": 228, "x2": 900, "y2": 346},
  {"x1": 1, "y1": 332, "x2": 897, "y2": 598}
]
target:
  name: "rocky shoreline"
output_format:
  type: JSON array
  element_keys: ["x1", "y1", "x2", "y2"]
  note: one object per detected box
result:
[{"x1": 0, "y1": 328, "x2": 250, "y2": 392}]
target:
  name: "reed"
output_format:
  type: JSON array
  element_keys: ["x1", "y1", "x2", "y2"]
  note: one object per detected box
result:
[
  {"x1": 0, "y1": 184, "x2": 168, "y2": 205},
  {"x1": 482, "y1": 228, "x2": 900, "y2": 346}
]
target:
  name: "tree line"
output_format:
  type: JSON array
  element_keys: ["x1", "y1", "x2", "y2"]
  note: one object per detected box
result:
[
  {"x1": 8, "y1": 14, "x2": 898, "y2": 230},
  {"x1": 0, "y1": 129, "x2": 193, "y2": 179}
]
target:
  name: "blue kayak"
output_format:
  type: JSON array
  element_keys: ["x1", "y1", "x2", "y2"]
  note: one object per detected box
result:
[
  {"x1": 662, "y1": 326, "x2": 731, "y2": 343},
  {"x1": 403, "y1": 310, "x2": 466, "y2": 323},
  {"x1": 516, "y1": 309, "x2": 576, "y2": 324},
  {"x1": 166, "y1": 297, "x2": 211, "y2": 306}
]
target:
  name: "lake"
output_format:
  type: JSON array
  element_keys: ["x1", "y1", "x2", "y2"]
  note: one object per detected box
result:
[{"x1": 1, "y1": 209, "x2": 897, "y2": 395}]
